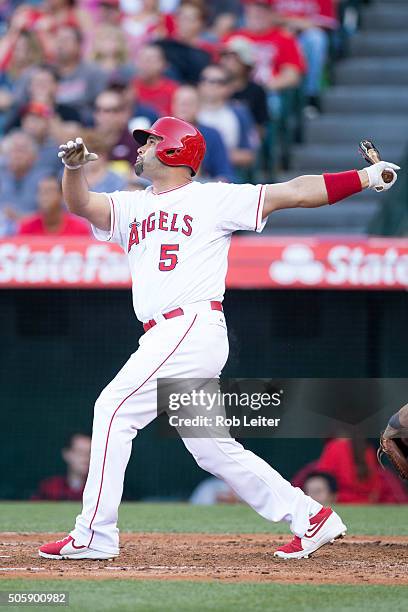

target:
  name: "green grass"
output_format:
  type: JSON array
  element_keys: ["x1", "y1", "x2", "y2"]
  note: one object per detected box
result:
[
  {"x1": 1, "y1": 504, "x2": 406, "y2": 611},
  {"x1": 0, "y1": 502, "x2": 406, "y2": 535},
  {"x1": 0, "y1": 581, "x2": 407, "y2": 612}
]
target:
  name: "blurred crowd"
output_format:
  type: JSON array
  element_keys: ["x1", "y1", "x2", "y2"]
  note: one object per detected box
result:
[
  {"x1": 0, "y1": 0, "x2": 368, "y2": 237},
  {"x1": 191, "y1": 435, "x2": 408, "y2": 506},
  {"x1": 32, "y1": 431, "x2": 408, "y2": 504}
]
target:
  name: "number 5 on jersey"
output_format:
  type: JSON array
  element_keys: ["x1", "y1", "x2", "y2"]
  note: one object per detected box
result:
[{"x1": 159, "y1": 244, "x2": 179, "y2": 271}]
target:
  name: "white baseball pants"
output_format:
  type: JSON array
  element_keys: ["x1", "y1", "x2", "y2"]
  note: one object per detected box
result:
[{"x1": 71, "y1": 305, "x2": 321, "y2": 555}]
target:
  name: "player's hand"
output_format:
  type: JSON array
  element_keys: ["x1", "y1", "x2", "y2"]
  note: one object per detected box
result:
[
  {"x1": 58, "y1": 137, "x2": 98, "y2": 170},
  {"x1": 364, "y1": 161, "x2": 400, "y2": 192}
]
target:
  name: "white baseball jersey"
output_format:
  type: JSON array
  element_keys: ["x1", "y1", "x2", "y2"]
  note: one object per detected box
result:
[{"x1": 92, "y1": 181, "x2": 266, "y2": 322}]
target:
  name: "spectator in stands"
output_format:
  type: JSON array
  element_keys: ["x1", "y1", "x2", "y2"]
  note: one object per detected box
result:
[
  {"x1": 132, "y1": 43, "x2": 179, "y2": 116},
  {"x1": 109, "y1": 79, "x2": 158, "y2": 124},
  {"x1": 96, "y1": 0, "x2": 122, "y2": 28},
  {"x1": 20, "y1": 102, "x2": 60, "y2": 174},
  {"x1": 54, "y1": 24, "x2": 107, "y2": 124},
  {"x1": 173, "y1": 1, "x2": 217, "y2": 58},
  {"x1": 210, "y1": 12, "x2": 238, "y2": 41},
  {"x1": 91, "y1": 24, "x2": 135, "y2": 84},
  {"x1": 0, "y1": 30, "x2": 44, "y2": 124},
  {"x1": 205, "y1": 0, "x2": 241, "y2": 40},
  {"x1": 271, "y1": 0, "x2": 338, "y2": 113},
  {"x1": 292, "y1": 436, "x2": 408, "y2": 505},
  {"x1": 29, "y1": 64, "x2": 83, "y2": 142},
  {"x1": 80, "y1": 129, "x2": 127, "y2": 193},
  {"x1": 156, "y1": 2, "x2": 213, "y2": 83},
  {"x1": 0, "y1": 0, "x2": 13, "y2": 36},
  {"x1": 107, "y1": 79, "x2": 158, "y2": 128},
  {"x1": 219, "y1": 36, "x2": 269, "y2": 134},
  {"x1": 206, "y1": 0, "x2": 242, "y2": 21},
  {"x1": 6, "y1": 0, "x2": 91, "y2": 62},
  {"x1": 172, "y1": 85, "x2": 236, "y2": 182},
  {"x1": 302, "y1": 471, "x2": 337, "y2": 506},
  {"x1": 316, "y1": 436, "x2": 408, "y2": 504},
  {"x1": 0, "y1": 131, "x2": 51, "y2": 233},
  {"x1": 18, "y1": 175, "x2": 90, "y2": 236},
  {"x1": 190, "y1": 476, "x2": 241, "y2": 505},
  {"x1": 28, "y1": 64, "x2": 81, "y2": 123},
  {"x1": 224, "y1": 0, "x2": 305, "y2": 101},
  {"x1": 121, "y1": 0, "x2": 174, "y2": 58},
  {"x1": 198, "y1": 64, "x2": 258, "y2": 174},
  {"x1": 4, "y1": 64, "x2": 82, "y2": 142},
  {"x1": 31, "y1": 432, "x2": 91, "y2": 501},
  {"x1": 93, "y1": 86, "x2": 138, "y2": 164}
]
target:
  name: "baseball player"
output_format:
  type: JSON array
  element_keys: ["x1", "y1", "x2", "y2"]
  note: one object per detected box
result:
[{"x1": 39, "y1": 117, "x2": 400, "y2": 561}]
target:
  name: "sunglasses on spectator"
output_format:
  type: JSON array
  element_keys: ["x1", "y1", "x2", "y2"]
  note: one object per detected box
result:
[
  {"x1": 220, "y1": 51, "x2": 238, "y2": 58},
  {"x1": 95, "y1": 52, "x2": 123, "y2": 60},
  {"x1": 200, "y1": 76, "x2": 228, "y2": 85},
  {"x1": 95, "y1": 105, "x2": 124, "y2": 113}
]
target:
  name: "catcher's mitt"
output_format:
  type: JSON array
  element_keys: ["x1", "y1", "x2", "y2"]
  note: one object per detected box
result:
[{"x1": 378, "y1": 434, "x2": 408, "y2": 480}]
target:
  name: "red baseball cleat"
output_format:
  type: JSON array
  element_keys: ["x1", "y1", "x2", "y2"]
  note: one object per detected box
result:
[
  {"x1": 38, "y1": 535, "x2": 116, "y2": 560},
  {"x1": 274, "y1": 507, "x2": 347, "y2": 559}
]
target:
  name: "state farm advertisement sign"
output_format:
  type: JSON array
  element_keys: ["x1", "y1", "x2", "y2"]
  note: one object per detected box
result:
[
  {"x1": 0, "y1": 236, "x2": 407, "y2": 290},
  {"x1": 0, "y1": 238, "x2": 130, "y2": 288},
  {"x1": 227, "y1": 237, "x2": 408, "y2": 289}
]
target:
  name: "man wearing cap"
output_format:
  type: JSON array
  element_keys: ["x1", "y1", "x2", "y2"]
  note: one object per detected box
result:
[
  {"x1": 223, "y1": 0, "x2": 305, "y2": 94},
  {"x1": 220, "y1": 37, "x2": 269, "y2": 134}
]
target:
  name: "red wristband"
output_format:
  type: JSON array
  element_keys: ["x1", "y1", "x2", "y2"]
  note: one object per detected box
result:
[{"x1": 323, "y1": 170, "x2": 362, "y2": 204}]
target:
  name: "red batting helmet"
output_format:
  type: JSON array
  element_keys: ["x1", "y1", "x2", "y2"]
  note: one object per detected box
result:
[{"x1": 133, "y1": 116, "x2": 206, "y2": 176}]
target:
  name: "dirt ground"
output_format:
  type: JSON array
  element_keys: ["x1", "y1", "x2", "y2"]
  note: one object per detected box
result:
[{"x1": 0, "y1": 533, "x2": 407, "y2": 584}]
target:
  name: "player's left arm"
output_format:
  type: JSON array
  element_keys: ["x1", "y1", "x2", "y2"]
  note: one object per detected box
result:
[{"x1": 262, "y1": 162, "x2": 400, "y2": 218}]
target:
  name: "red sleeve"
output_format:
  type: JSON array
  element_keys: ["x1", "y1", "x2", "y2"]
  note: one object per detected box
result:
[
  {"x1": 316, "y1": 0, "x2": 338, "y2": 28},
  {"x1": 65, "y1": 216, "x2": 91, "y2": 236},
  {"x1": 18, "y1": 222, "x2": 31, "y2": 236},
  {"x1": 73, "y1": 223, "x2": 91, "y2": 236},
  {"x1": 272, "y1": 0, "x2": 337, "y2": 28},
  {"x1": 276, "y1": 32, "x2": 306, "y2": 73},
  {"x1": 377, "y1": 467, "x2": 408, "y2": 503},
  {"x1": 168, "y1": 79, "x2": 180, "y2": 95},
  {"x1": 31, "y1": 476, "x2": 64, "y2": 501},
  {"x1": 164, "y1": 13, "x2": 176, "y2": 36},
  {"x1": 18, "y1": 217, "x2": 40, "y2": 235},
  {"x1": 316, "y1": 439, "x2": 341, "y2": 474}
]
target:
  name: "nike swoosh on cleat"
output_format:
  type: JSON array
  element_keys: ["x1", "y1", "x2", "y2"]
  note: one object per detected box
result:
[{"x1": 303, "y1": 514, "x2": 331, "y2": 539}]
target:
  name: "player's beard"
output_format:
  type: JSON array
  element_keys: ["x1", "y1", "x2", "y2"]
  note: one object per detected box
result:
[{"x1": 134, "y1": 158, "x2": 144, "y2": 176}]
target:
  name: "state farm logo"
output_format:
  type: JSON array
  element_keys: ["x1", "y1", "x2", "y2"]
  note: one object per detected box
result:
[
  {"x1": 269, "y1": 245, "x2": 324, "y2": 285},
  {"x1": 0, "y1": 243, "x2": 131, "y2": 285},
  {"x1": 269, "y1": 244, "x2": 408, "y2": 288}
]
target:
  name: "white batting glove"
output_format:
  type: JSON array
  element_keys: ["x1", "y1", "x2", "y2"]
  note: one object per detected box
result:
[
  {"x1": 364, "y1": 161, "x2": 401, "y2": 192},
  {"x1": 58, "y1": 137, "x2": 98, "y2": 170}
]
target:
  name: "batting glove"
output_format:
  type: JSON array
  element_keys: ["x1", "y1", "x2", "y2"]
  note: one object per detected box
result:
[
  {"x1": 58, "y1": 137, "x2": 98, "y2": 170},
  {"x1": 364, "y1": 161, "x2": 400, "y2": 192}
]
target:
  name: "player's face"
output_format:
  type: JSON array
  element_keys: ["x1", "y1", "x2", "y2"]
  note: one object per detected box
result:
[{"x1": 134, "y1": 135, "x2": 162, "y2": 178}]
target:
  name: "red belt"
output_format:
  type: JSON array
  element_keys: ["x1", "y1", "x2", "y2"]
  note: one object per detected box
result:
[{"x1": 143, "y1": 301, "x2": 223, "y2": 332}]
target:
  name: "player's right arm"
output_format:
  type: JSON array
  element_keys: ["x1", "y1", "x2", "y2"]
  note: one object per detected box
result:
[{"x1": 59, "y1": 137, "x2": 111, "y2": 231}]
